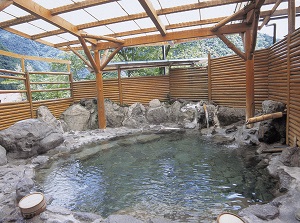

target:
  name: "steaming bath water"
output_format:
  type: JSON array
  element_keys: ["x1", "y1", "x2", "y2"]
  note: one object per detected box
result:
[{"x1": 36, "y1": 132, "x2": 275, "y2": 222}]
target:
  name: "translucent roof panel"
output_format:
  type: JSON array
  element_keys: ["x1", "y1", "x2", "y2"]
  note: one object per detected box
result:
[
  {"x1": 3, "y1": 5, "x2": 30, "y2": 17},
  {"x1": 107, "y1": 21, "x2": 140, "y2": 33},
  {"x1": 200, "y1": 4, "x2": 236, "y2": 20},
  {"x1": 32, "y1": 0, "x2": 74, "y2": 10},
  {"x1": 135, "y1": 18, "x2": 157, "y2": 29},
  {"x1": 10, "y1": 23, "x2": 45, "y2": 35},
  {"x1": 166, "y1": 10, "x2": 200, "y2": 24},
  {"x1": 83, "y1": 26, "x2": 114, "y2": 36},
  {"x1": 57, "y1": 33, "x2": 78, "y2": 42},
  {"x1": 85, "y1": 2, "x2": 127, "y2": 21},
  {"x1": 171, "y1": 26, "x2": 201, "y2": 33},
  {"x1": 41, "y1": 35, "x2": 72, "y2": 44},
  {"x1": 121, "y1": 33, "x2": 147, "y2": 40},
  {"x1": 155, "y1": 0, "x2": 199, "y2": 8},
  {"x1": 29, "y1": 20, "x2": 58, "y2": 32},
  {"x1": 0, "y1": 12, "x2": 15, "y2": 22},
  {"x1": 59, "y1": 10, "x2": 97, "y2": 25},
  {"x1": 117, "y1": 0, "x2": 145, "y2": 14}
]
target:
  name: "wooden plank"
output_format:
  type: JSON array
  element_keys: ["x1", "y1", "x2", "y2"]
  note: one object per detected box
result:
[{"x1": 0, "y1": 0, "x2": 12, "y2": 12}]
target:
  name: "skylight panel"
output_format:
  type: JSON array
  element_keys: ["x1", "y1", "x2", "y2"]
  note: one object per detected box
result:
[
  {"x1": 148, "y1": 0, "x2": 162, "y2": 10},
  {"x1": 166, "y1": 10, "x2": 200, "y2": 24},
  {"x1": 10, "y1": 23, "x2": 45, "y2": 35},
  {"x1": 118, "y1": 0, "x2": 145, "y2": 14},
  {"x1": 32, "y1": 0, "x2": 73, "y2": 10},
  {"x1": 107, "y1": 21, "x2": 140, "y2": 33},
  {"x1": 3, "y1": 5, "x2": 30, "y2": 17},
  {"x1": 29, "y1": 20, "x2": 58, "y2": 32},
  {"x1": 85, "y1": 2, "x2": 127, "y2": 21},
  {"x1": 59, "y1": 10, "x2": 97, "y2": 25},
  {"x1": 83, "y1": 26, "x2": 114, "y2": 36}
]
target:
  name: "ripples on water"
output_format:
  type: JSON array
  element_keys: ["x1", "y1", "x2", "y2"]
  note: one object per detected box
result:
[{"x1": 36, "y1": 132, "x2": 275, "y2": 222}]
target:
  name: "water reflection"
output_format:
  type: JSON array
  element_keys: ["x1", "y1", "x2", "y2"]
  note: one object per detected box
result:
[{"x1": 36, "y1": 132, "x2": 275, "y2": 222}]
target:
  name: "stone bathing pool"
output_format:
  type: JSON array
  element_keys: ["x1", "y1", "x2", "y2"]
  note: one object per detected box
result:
[{"x1": 35, "y1": 131, "x2": 276, "y2": 222}]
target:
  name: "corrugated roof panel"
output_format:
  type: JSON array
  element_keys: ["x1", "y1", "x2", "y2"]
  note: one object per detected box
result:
[
  {"x1": 59, "y1": 9, "x2": 97, "y2": 25},
  {"x1": 10, "y1": 23, "x2": 45, "y2": 35},
  {"x1": 83, "y1": 26, "x2": 114, "y2": 36},
  {"x1": 135, "y1": 18, "x2": 156, "y2": 29},
  {"x1": 29, "y1": 19, "x2": 58, "y2": 32},
  {"x1": 32, "y1": 0, "x2": 73, "y2": 10},
  {"x1": 3, "y1": 5, "x2": 30, "y2": 17},
  {"x1": 117, "y1": 0, "x2": 145, "y2": 14},
  {"x1": 85, "y1": 2, "x2": 127, "y2": 21},
  {"x1": 166, "y1": 10, "x2": 200, "y2": 24},
  {"x1": 107, "y1": 20, "x2": 140, "y2": 33}
]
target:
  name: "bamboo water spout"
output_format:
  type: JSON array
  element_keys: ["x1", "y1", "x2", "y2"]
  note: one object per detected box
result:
[{"x1": 245, "y1": 112, "x2": 284, "y2": 125}]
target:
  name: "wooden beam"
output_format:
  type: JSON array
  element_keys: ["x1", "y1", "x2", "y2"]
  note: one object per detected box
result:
[
  {"x1": 0, "y1": 0, "x2": 12, "y2": 12},
  {"x1": 81, "y1": 33, "x2": 125, "y2": 44},
  {"x1": 138, "y1": 0, "x2": 166, "y2": 36},
  {"x1": 249, "y1": 9, "x2": 260, "y2": 59},
  {"x1": 94, "y1": 50, "x2": 106, "y2": 129},
  {"x1": 11, "y1": 0, "x2": 96, "y2": 45},
  {"x1": 100, "y1": 45, "x2": 123, "y2": 70},
  {"x1": 67, "y1": 46, "x2": 93, "y2": 71},
  {"x1": 288, "y1": 0, "x2": 296, "y2": 34},
  {"x1": 78, "y1": 36, "x2": 99, "y2": 73},
  {"x1": 96, "y1": 23, "x2": 251, "y2": 50},
  {"x1": 217, "y1": 34, "x2": 246, "y2": 60},
  {"x1": 211, "y1": 3, "x2": 256, "y2": 32},
  {"x1": 259, "y1": 0, "x2": 282, "y2": 29}
]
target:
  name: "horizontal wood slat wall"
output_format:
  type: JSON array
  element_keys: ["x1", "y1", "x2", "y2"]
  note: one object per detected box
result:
[
  {"x1": 211, "y1": 55, "x2": 246, "y2": 108},
  {"x1": 32, "y1": 98, "x2": 74, "y2": 118},
  {"x1": 288, "y1": 29, "x2": 300, "y2": 147},
  {"x1": 0, "y1": 102, "x2": 31, "y2": 130},
  {"x1": 254, "y1": 49, "x2": 269, "y2": 109},
  {"x1": 169, "y1": 68, "x2": 208, "y2": 101},
  {"x1": 121, "y1": 75, "x2": 169, "y2": 105},
  {"x1": 268, "y1": 37, "x2": 288, "y2": 103}
]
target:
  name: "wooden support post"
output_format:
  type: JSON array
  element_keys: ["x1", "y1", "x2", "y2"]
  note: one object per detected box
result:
[
  {"x1": 94, "y1": 50, "x2": 106, "y2": 129},
  {"x1": 288, "y1": 0, "x2": 296, "y2": 34},
  {"x1": 117, "y1": 66, "x2": 123, "y2": 105},
  {"x1": 207, "y1": 53, "x2": 212, "y2": 102},
  {"x1": 245, "y1": 30, "x2": 255, "y2": 128},
  {"x1": 67, "y1": 63, "x2": 74, "y2": 103}
]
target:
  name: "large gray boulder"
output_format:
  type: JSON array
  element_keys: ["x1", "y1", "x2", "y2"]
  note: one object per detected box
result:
[
  {"x1": 146, "y1": 100, "x2": 168, "y2": 125},
  {"x1": 168, "y1": 101, "x2": 182, "y2": 123},
  {"x1": 16, "y1": 177, "x2": 34, "y2": 202},
  {"x1": 0, "y1": 119, "x2": 64, "y2": 159},
  {"x1": 60, "y1": 104, "x2": 90, "y2": 131},
  {"x1": 258, "y1": 100, "x2": 286, "y2": 144},
  {"x1": 105, "y1": 99, "x2": 126, "y2": 127},
  {"x1": 123, "y1": 103, "x2": 148, "y2": 128},
  {"x1": 37, "y1": 106, "x2": 65, "y2": 133},
  {"x1": 0, "y1": 145, "x2": 7, "y2": 165},
  {"x1": 262, "y1": 100, "x2": 286, "y2": 114},
  {"x1": 80, "y1": 98, "x2": 99, "y2": 129},
  {"x1": 216, "y1": 106, "x2": 245, "y2": 126}
]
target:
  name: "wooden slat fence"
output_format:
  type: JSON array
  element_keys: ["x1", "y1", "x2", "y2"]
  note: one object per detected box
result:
[
  {"x1": 211, "y1": 54, "x2": 246, "y2": 108},
  {"x1": 169, "y1": 67, "x2": 208, "y2": 101},
  {"x1": 288, "y1": 29, "x2": 300, "y2": 147},
  {"x1": 268, "y1": 38, "x2": 288, "y2": 103}
]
